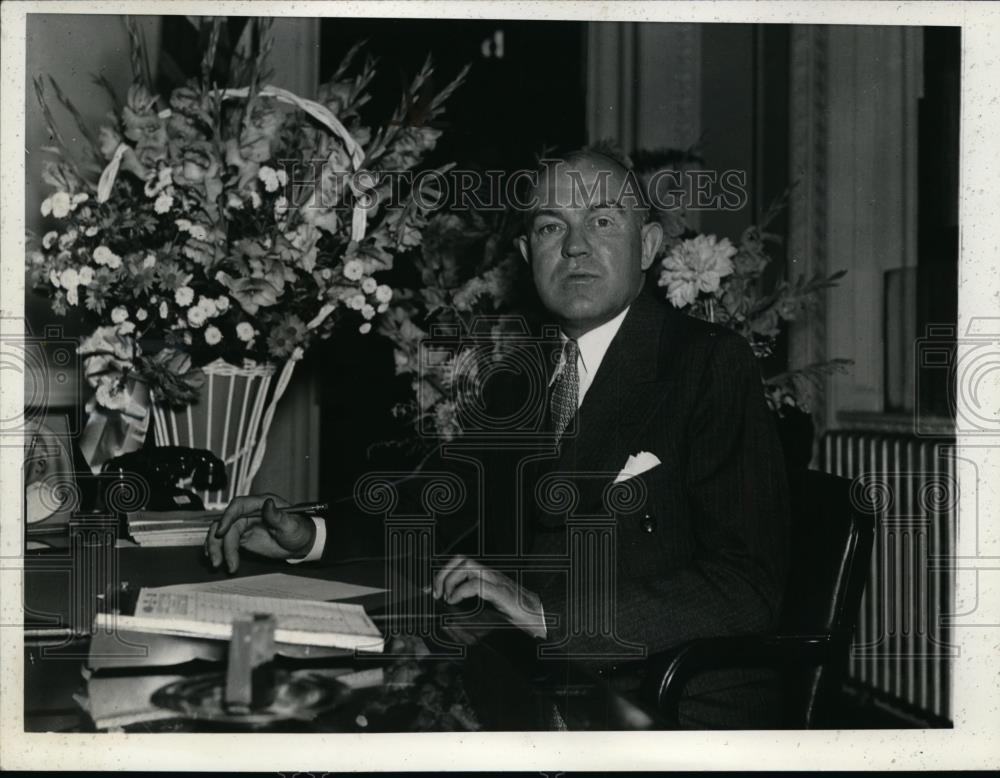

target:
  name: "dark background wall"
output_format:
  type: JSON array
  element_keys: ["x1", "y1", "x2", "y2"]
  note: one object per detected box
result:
[
  {"x1": 316, "y1": 18, "x2": 587, "y2": 500},
  {"x1": 320, "y1": 18, "x2": 586, "y2": 172}
]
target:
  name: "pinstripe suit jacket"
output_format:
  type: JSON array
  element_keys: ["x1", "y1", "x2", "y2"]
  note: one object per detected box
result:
[
  {"x1": 523, "y1": 287, "x2": 790, "y2": 656},
  {"x1": 511, "y1": 287, "x2": 792, "y2": 727}
]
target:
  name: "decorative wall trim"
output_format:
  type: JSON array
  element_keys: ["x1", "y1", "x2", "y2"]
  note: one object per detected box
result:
[
  {"x1": 587, "y1": 23, "x2": 638, "y2": 149},
  {"x1": 586, "y1": 22, "x2": 702, "y2": 154},
  {"x1": 788, "y1": 25, "x2": 830, "y2": 432}
]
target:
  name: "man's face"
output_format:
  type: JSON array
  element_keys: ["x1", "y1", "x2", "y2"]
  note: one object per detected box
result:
[{"x1": 517, "y1": 158, "x2": 662, "y2": 338}]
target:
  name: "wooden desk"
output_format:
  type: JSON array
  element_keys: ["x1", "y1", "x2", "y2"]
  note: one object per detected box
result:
[{"x1": 23, "y1": 542, "x2": 660, "y2": 732}]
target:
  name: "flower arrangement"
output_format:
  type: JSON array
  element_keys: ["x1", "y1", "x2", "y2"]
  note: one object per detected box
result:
[
  {"x1": 28, "y1": 17, "x2": 467, "y2": 412},
  {"x1": 653, "y1": 195, "x2": 850, "y2": 414},
  {"x1": 379, "y1": 210, "x2": 525, "y2": 443}
]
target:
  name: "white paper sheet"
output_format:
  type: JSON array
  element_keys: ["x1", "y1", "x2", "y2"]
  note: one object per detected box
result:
[
  {"x1": 98, "y1": 587, "x2": 385, "y2": 651},
  {"x1": 146, "y1": 572, "x2": 386, "y2": 603}
]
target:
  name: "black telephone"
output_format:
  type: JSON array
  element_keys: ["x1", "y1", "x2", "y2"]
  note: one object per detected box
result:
[{"x1": 101, "y1": 446, "x2": 227, "y2": 512}]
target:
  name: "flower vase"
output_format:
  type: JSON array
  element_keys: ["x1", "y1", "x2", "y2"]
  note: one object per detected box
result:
[{"x1": 149, "y1": 358, "x2": 293, "y2": 510}]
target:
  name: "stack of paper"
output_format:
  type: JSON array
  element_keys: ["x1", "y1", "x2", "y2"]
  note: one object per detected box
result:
[
  {"x1": 147, "y1": 573, "x2": 387, "y2": 604},
  {"x1": 94, "y1": 588, "x2": 385, "y2": 653},
  {"x1": 126, "y1": 510, "x2": 220, "y2": 547}
]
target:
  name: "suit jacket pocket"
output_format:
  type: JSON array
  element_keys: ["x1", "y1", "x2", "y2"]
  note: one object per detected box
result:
[{"x1": 608, "y1": 465, "x2": 669, "y2": 579}]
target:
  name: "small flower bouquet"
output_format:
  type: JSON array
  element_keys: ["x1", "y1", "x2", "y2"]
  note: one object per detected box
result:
[
  {"x1": 28, "y1": 17, "x2": 466, "y2": 472},
  {"x1": 655, "y1": 201, "x2": 850, "y2": 414}
]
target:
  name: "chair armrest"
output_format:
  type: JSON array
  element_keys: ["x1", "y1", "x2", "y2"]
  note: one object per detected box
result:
[{"x1": 641, "y1": 634, "x2": 835, "y2": 719}]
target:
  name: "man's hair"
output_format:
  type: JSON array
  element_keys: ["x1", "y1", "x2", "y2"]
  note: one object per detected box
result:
[{"x1": 520, "y1": 144, "x2": 652, "y2": 234}]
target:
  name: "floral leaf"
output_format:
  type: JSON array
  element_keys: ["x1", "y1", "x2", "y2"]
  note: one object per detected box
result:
[
  {"x1": 332, "y1": 38, "x2": 368, "y2": 81},
  {"x1": 45, "y1": 76, "x2": 101, "y2": 169},
  {"x1": 33, "y1": 77, "x2": 85, "y2": 181},
  {"x1": 91, "y1": 73, "x2": 123, "y2": 118},
  {"x1": 428, "y1": 63, "x2": 470, "y2": 115},
  {"x1": 124, "y1": 15, "x2": 154, "y2": 90},
  {"x1": 200, "y1": 17, "x2": 224, "y2": 88}
]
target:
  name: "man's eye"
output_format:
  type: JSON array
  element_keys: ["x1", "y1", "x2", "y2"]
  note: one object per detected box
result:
[
  {"x1": 592, "y1": 214, "x2": 617, "y2": 229},
  {"x1": 536, "y1": 222, "x2": 562, "y2": 236}
]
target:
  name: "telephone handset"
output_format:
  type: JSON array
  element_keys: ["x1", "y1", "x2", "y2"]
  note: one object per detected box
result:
[{"x1": 101, "y1": 446, "x2": 228, "y2": 512}]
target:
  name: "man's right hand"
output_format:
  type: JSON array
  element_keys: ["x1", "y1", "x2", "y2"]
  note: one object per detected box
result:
[{"x1": 205, "y1": 494, "x2": 316, "y2": 573}]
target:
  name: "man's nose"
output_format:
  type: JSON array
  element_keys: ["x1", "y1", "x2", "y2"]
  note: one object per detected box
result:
[{"x1": 561, "y1": 224, "x2": 591, "y2": 258}]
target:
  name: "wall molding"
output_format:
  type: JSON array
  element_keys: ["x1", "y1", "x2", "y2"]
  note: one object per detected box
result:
[
  {"x1": 787, "y1": 25, "x2": 830, "y2": 432},
  {"x1": 586, "y1": 22, "x2": 702, "y2": 154},
  {"x1": 586, "y1": 23, "x2": 637, "y2": 149}
]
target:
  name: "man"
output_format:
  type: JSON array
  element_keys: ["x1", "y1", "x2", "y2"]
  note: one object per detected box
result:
[{"x1": 207, "y1": 149, "x2": 790, "y2": 727}]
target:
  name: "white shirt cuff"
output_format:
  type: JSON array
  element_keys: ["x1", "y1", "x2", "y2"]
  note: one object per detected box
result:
[{"x1": 287, "y1": 516, "x2": 326, "y2": 564}]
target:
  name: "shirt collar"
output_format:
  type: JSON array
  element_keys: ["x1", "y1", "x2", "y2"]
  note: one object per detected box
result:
[{"x1": 558, "y1": 304, "x2": 631, "y2": 377}]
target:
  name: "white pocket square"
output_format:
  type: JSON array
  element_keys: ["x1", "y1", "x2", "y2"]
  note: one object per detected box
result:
[{"x1": 613, "y1": 451, "x2": 661, "y2": 483}]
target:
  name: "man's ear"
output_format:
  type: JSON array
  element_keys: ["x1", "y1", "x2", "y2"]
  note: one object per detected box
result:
[
  {"x1": 516, "y1": 235, "x2": 530, "y2": 264},
  {"x1": 640, "y1": 221, "x2": 663, "y2": 271}
]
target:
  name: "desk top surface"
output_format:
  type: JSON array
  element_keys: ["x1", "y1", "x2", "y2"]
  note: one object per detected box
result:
[{"x1": 23, "y1": 543, "x2": 659, "y2": 732}]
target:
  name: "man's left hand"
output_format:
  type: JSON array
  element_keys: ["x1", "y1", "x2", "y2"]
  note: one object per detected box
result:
[{"x1": 433, "y1": 555, "x2": 547, "y2": 639}]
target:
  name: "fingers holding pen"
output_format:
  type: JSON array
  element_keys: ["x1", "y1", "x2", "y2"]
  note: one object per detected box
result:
[{"x1": 209, "y1": 499, "x2": 259, "y2": 570}]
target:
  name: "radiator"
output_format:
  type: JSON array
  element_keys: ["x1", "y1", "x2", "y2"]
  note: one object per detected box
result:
[{"x1": 821, "y1": 430, "x2": 956, "y2": 723}]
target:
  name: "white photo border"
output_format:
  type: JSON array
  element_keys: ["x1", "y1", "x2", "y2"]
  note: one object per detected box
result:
[{"x1": 1, "y1": 0, "x2": 998, "y2": 771}]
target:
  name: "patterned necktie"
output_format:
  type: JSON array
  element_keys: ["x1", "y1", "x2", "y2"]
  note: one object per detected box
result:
[{"x1": 550, "y1": 338, "x2": 579, "y2": 442}]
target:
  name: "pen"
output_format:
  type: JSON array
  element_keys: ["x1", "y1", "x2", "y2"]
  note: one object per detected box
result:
[
  {"x1": 219, "y1": 502, "x2": 330, "y2": 519},
  {"x1": 255, "y1": 501, "x2": 329, "y2": 517}
]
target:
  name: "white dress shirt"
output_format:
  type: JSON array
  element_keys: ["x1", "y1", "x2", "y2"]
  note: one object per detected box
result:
[
  {"x1": 292, "y1": 306, "x2": 632, "y2": 570},
  {"x1": 286, "y1": 516, "x2": 327, "y2": 564},
  {"x1": 549, "y1": 305, "x2": 631, "y2": 407}
]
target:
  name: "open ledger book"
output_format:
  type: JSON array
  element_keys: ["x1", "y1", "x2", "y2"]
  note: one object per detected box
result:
[{"x1": 93, "y1": 588, "x2": 384, "y2": 653}]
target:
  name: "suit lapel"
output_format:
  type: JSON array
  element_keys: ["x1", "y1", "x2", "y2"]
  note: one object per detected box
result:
[{"x1": 532, "y1": 288, "x2": 679, "y2": 525}]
